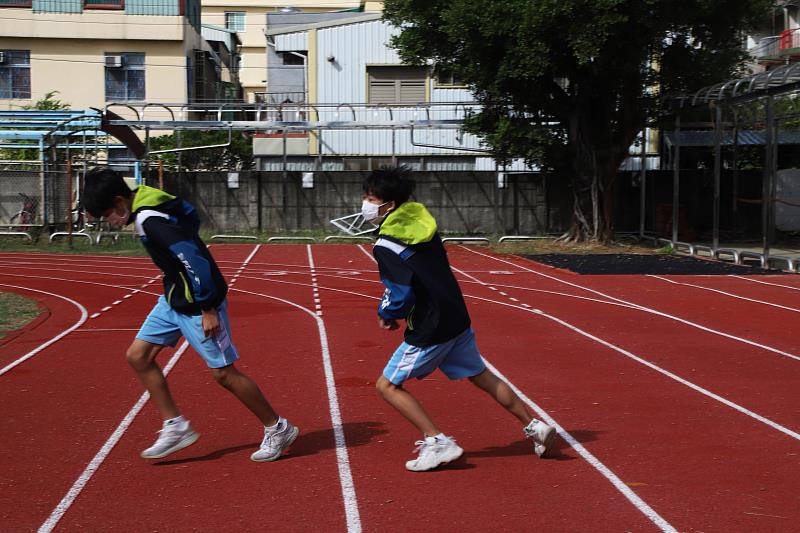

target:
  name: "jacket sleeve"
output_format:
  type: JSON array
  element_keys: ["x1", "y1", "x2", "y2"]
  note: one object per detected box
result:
[
  {"x1": 142, "y1": 216, "x2": 218, "y2": 309},
  {"x1": 373, "y1": 246, "x2": 415, "y2": 320}
]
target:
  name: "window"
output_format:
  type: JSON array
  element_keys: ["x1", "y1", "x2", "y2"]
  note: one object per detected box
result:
[
  {"x1": 225, "y1": 11, "x2": 246, "y2": 32},
  {"x1": 84, "y1": 0, "x2": 124, "y2": 9},
  {"x1": 0, "y1": 50, "x2": 31, "y2": 99},
  {"x1": 281, "y1": 52, "x2": 305, "y2": 66},
  {"x1": 105, "y1": 52, "x2": 145, "y2": 101},
  {"x1": 434, "y1": 68, "x2": 466, "y2": 87},
  {"x1": 367, "y1": 66, "x2": 427, "y2": 104}
]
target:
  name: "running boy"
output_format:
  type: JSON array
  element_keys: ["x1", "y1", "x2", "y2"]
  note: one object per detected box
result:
[
  {"x1": 363, "y1": 166, "x2": 556, "y2": 471},
  {"x1": 82, "y1": 167, "x2": 298, "y2": 462}
]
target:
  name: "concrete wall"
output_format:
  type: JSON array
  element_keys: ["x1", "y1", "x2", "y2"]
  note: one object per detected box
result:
[{"x1": 158, "y1": 170, "x2": 554, "y2": 235}]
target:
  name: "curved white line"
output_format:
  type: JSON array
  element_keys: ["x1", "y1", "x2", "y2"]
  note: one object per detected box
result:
[
  {"x1": 231, "y1": 282, "x2": 362, "y2": 533},
  {"x1": 458, "y1": 247, "x2": 800, "y2": 362},
  {"x1": 0, "y1": 272, "x2": 161, "y2": 297},
  {"x1": 0, "y1": 284, "x2": 88, "y2": 377},
  {"x1": 306, "y1": 245, "x2": 361, "y2": 532}
]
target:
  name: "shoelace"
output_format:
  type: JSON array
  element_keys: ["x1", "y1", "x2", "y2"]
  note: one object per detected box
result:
[{"x1": 412, "y1": 436, "x2": 457, "y2": 454}]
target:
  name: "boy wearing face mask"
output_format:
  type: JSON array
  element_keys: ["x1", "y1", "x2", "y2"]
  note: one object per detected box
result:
[
  {"x1": 364, "y1": 166, "x2": 557, "y2": 472},
  {"x1": 82, "y1": 167, "x2": 298, "y2": 462}
]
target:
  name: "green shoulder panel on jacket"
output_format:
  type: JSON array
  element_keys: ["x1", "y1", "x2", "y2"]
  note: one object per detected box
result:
[
  {"x1": 378, "y1": 202, "x2": 437, "y2": 245},
  {"x1": 132, "y1": 185, "x2": 176, "y2": 211}
]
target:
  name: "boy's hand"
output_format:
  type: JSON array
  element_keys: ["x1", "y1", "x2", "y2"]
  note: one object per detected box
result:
[
  {"x1": 379, "y1": 318, "x2": 399, "y2": 330},
  {"x1": 201, "y1": 308, "x2": 220, "y2": 337}
]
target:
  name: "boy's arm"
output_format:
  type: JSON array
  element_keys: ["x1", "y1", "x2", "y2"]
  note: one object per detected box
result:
[
  {"x1": 141, "y1": 216, "x2": 219, "y2": 310},
  {"x1": 373, "y1": 246, "x2": 415, "y2": 322}
]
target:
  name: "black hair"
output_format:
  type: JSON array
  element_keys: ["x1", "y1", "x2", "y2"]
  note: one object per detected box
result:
[
  {"x1": 82, "y1": 166, "x2": 132, "y2": 217},
  {"x1": 362, "y1": 165, "x2": 415, "y2": 205}
]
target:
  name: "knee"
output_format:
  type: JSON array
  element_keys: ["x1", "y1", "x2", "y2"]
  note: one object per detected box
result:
[
  {"x1": 212, "y1": 366, "x2": 235, "y2": 389},
  {"x1": 125, "y1": 344, "x2": 150, "y2": 371},
  {"x1": 375, "y1": 376, "x2": 398, "y2": 398}
]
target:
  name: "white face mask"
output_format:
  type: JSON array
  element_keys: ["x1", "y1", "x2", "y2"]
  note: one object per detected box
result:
[
  {"x1": 361, "y1": 200, "x2": 387, "y2": 222},
  {"x1": 106, "y1": 206, "x2": 129, "y2": 228}
]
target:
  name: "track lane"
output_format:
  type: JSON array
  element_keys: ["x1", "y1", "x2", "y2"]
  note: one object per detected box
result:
[
  {"x1": 308, "y1": 244, "x2": 672, "y2": 532},
  {"x1": 46, "y1": 245, "x2": 360, "y2": 532},
  {"x1": 443, "y1": 247, "x2": 800, "y2": 531}
]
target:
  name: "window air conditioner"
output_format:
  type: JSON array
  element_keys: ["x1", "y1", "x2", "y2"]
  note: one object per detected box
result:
[{"x1": 105, "y1": 55, "x2": 123, "y2": 68}]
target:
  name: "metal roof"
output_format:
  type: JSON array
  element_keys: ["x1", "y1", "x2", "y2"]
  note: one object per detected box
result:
[{"x1": 664, "y1": 129, "x2": 800, "y2": 147}]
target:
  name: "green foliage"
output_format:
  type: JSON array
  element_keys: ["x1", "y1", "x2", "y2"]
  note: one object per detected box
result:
[
  {"x1": 148, "y1": 130, "x2": 254, "y2": 171},
  {"x1": 22, "y1": 91, "x2": 71, "y2": 111},
  {"x1": 1, "y1": 91, "x2": 71, "y2": 161},
  {"x1": 384, "y1": 0, "x2": 773, "y2": 239}
]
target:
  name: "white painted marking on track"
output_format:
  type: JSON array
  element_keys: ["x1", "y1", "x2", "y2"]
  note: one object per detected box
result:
[
  {"x1": 732, "y1": 275, "x2": 800, "y2": 292},
  {"x1": 459, "y1": 247, "x2": 800, "y2": 362},
  {"x1": 101, "y1": 306, "x2": 112, "y2": 312},
  {"x1": 38, "y1": 341, "x2": 191, "y2": 533},
  {"x1": 649, "y1": 275, "x2": 800, "y2": 314},
  {"x1": 0, "y1": 284, "x2": 88, "y2": 377},
  {"x1": 234, "y1": 271, "x2": 362, "y2": 533},
  {"x1": 483, "y1": 357, "x2": 678, "y2": 533}
]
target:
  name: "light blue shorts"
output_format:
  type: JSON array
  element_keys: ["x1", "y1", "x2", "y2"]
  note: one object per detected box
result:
[
  {"x1": 383, "y1": 328, "x2": 486, "y2": 385},
  {"x1": 136, "y1": 295, "x2": 239, "y2": 369}
]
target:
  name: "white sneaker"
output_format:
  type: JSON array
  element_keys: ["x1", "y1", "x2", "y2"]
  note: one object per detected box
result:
[
  {"x1": 405, "y1": 435, "x2": 464, "y2": 472},
  {"x1": 524, "y1": 419, "x2": 557, "y2": 458},
  {"x1": 250, "y1": 418, "x2": 299, "y2": 462},
  {"x1": 141, "y1": 419, "x2": 200, "y2": 459}
]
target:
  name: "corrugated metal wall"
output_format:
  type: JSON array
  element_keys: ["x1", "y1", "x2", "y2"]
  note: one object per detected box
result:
[{"x1": 314, "y1": 20, "x2": 488, "y2": 157}]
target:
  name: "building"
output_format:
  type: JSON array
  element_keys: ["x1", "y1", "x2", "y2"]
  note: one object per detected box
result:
[
  {"x1": 201, "y1": 1, "x2": 384, "y2": 104},
  {"x1": 749, "y1": 1, "x2": 800, "y2": 68},
  {"x1": 0, "y1": 0, "x2": 240, "y2": 110},
  {"x1": 257, "y1": 13, "x2": 536, "y2": 173}
]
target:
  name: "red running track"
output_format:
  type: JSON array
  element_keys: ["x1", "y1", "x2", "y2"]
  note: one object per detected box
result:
[{"x1": 0, "y1": 245, "x2": 798, "y2": 532}]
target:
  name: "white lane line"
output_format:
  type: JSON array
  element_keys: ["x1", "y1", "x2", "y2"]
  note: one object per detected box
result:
[
  {"x1": 0, "y1": 284, "x2": 88, "y2": 377},
  {"x1": 649, "y1": 275, "x2": 800, "y2": 314},
  {"x1": 100, "y1": 306, "x2": 112, "y2": 312},
  {"x1": 731, "y1": 275, "x2": 800, "y2": 292},
  {"x1": 483, "y1": 357, "x2": 677, "y2": 533},
  {"x1": 306, "y1": 245, "x2": 361, "y2": 533},
  {"x1": 235, "y1": 278, "x2": 362, "y2": 533},
  {"x1": 75, "y1": 328, "x2": 140, "y2": 332},
  {"x1": 357, "y1": 246, "x2": 675, "y2": 531},
  {"x1": 90, "y1": 313, "x2": 101, "y2": 319},
  {"x1": 38, "y1": 341, "x2": 191, "y2": 533},
  {"x1": 459, "y1": 247, "x2": 800, "y2": 362}
]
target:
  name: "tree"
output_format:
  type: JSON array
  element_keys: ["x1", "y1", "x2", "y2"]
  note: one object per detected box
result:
[
  {"x1": 148, "y1": 130, "x2": 254, "y2": 171},
  {"x1": 383, "y1": 0, "x2": 772, "y2": 241}
]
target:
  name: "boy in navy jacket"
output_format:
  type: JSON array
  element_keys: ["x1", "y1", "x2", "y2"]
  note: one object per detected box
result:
[
  {"x1": 364, "y1": 166, "x2": 556, "y2": 471},
  {"x1": 83, "y1": 167, "x2": 297, "y2": 462}
]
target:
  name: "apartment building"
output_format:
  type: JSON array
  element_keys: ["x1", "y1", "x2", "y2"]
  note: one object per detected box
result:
[
  {"x1": 0, "y1": 0, "x2": 239, "y2": 110},
  {"x1": 749, "y1": 1, "x2": 800, "y2": 67},
  {"x1": 201, "y1": 1, "x2": 383, "y2": 103}
]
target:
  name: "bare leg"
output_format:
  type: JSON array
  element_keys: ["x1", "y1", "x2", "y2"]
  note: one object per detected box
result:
[
  {"x1": 212, "y1": 364, "x2": 278, "y2": 427},
  {"x1": 126, "y1": 339, "x2": 180, "y2": 420},
  {"x1": 376, "y1": 375, "x2": 440, "y2": 436},
  {"x1": 469, "y1": 369, "x2": 534, "y2": 425}
]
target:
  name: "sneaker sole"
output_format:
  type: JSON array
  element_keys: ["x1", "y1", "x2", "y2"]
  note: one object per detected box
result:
[
  {"x1": 535, "y1": 426, "x2": 557, "y2": 458},
  {"x1": 250, "y1": 426, "x2": 300, "y2": 463},
  {"x1": 406, "y1": 445, "x2": 464, "y2": 472},
  {"x1": 141, "y1": 431, "x2": 200, "y2": 459}
]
